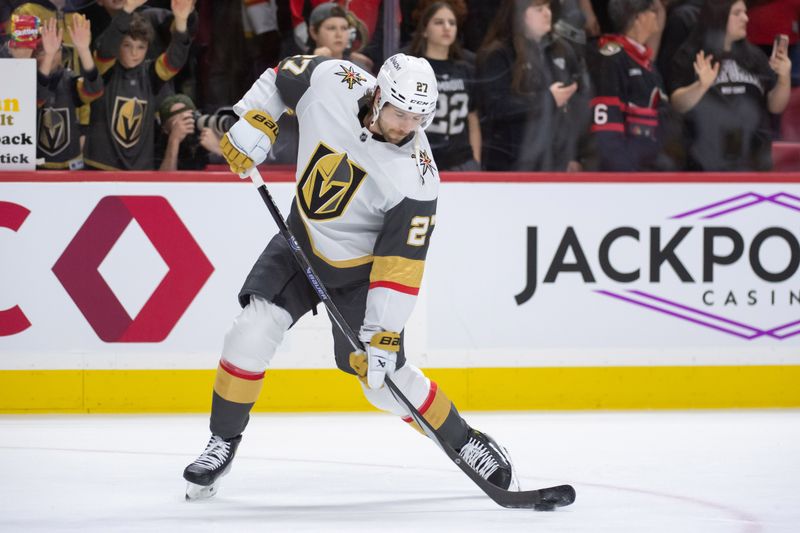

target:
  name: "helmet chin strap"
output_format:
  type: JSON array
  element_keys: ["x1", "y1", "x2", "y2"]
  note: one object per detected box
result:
[
  {"x1": 370, "y1": 100, "x2": 380, "y2": 128},
  {"x1": 413, "y1": 132, "x2": 425, "y2": 184}
]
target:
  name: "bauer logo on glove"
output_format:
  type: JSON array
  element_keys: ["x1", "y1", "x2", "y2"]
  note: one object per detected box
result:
[
  {"x1": 249, "y1": 113, "x2": 279, "y2": 135},
  {"x1": 220, "y1": 109, "x2": 279, "y2": 175},
  {"x1": 348, "y1": 330, "x2": 401, "y2": 389},
  {"x1": 376, "y1": 335, "x2": 401, "y2": 349}
]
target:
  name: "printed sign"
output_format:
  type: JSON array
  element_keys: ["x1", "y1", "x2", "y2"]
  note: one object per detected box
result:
[{"x1": 0, "y1": 59, "x2": 36, "y2": 170}]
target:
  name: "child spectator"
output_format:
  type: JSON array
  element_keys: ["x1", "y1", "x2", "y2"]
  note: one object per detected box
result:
[
  {"x1": 668, "y1": 0, "x2": 792, "y2": 170},
  {"x1": 36, "y1": 15, "x2": 104, "y2": 170},
  {"x1": 307, "y1": 2, "x2": 373, "y2": 71},
  {"x1": 477, "y1": 0, "x2": 585, "y2": 171},
  {"x1": 588, "y1": 0, "x2": 669, "y2": 171},
  {"x1": 84, "y1": 0, "x2": 194, "y2": 171},
  {"x1": 408, "y1": 0, "x2": 481, "y2": 171}
]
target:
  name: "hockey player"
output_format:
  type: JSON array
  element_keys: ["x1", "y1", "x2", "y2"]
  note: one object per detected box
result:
[{"x1": 183, "y1": 53, "x2": 517, "y2": 499}]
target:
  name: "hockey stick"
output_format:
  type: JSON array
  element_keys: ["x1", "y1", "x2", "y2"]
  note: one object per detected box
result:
[{"x1": 246, "y1": 168, "x2": 575, "y2": 510}]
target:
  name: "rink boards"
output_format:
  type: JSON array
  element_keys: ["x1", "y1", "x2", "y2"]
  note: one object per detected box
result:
[{"x1": 1, "y1": 171, "x2": 799, "y2": 412}]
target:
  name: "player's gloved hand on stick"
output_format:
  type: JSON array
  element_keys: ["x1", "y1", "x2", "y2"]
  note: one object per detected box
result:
[
  {"x1": 220, "y1": 110, "x2": 279, "y2": 175},
  {"x1": 349, "y1": 328, "x2": 400, "y2": 389}
]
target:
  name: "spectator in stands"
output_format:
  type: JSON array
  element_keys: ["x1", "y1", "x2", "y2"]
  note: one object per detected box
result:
[
  {"x1": 85, "y1": 0, "x2": 199, "y2": 100},
  {"x1": 552, "y1": 0, "x2": 596, "y2": 170},
  {"x1": 307, "y1": 2, "x2": 373, "y2": 71},
  {"x1": 1, "y1": 2, "x2": 14, "y2": 33},
  {"x1": 155, "y1": 93, "x2": 228, "y2": 171},
  {"x1": 291, "y1": 0, "x2": 379, "y2": 57},
  {"x1": 83, "y1": 0, "x2": 195, "y2": 171},
  {"x1": 241, "y1": 0, "x2": 282, "y2": 76},
  {"x1": 477, "y1": 0, "x2": 585, "y2": 171},
  {"x1": 81, "y1": 0, "x2": 135, "y2": 50},
  {"x1": 36, "y1": 14, "x2": 103, "y2": 170},
  {"x1": 194, "y1": 1, "x2": 252, "y2": 112},
  {"x1": 746, "y1": 0, "x2": 800, "y2": 87},
  {"x1": 668, "y1": 0, "x2": 792, "y2": 171},
  {"x1": 81, "y1": 0, "x2": 195, "y2": 58},
  {"x1": 462, "y1": 0, "x2": 499, "y2": 53},
  {"x1": 408, "y1": 1, "x2": 481, "y2": 171},
  {"x1": 588, "y1": 0, "x2": 669, "y2": 171},
  {"x1": 656, "y1": 0, "x2": 702, "y2": 91}
]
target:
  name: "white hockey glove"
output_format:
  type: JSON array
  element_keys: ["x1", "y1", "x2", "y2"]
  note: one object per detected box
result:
[
  {"x1": 219, "y1": 110, "x2": 279, "y2": 175},
  {"x1": 349, "y1": 329, "x2": 400, "y2": 390}
]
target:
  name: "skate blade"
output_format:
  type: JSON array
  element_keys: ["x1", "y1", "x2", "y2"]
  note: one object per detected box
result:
[{"x1": 185, "y1": 481, "x2": 218, "y2": 501}]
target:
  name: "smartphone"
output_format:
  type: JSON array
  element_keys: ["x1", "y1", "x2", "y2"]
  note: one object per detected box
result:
[{"x1": 772, "y1": 34, "x2": 789, "y2": 59}]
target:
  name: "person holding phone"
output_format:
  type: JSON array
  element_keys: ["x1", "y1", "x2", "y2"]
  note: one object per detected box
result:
[
  {"x1": 745, "y1": 0, "x2": 799, "y2": 86},
  {"x1": 668, "y1": 0, "x2": 792, "y2": 171},
  {"x1": 477, "y1": 0, "x2": 588, "y2": 171}
]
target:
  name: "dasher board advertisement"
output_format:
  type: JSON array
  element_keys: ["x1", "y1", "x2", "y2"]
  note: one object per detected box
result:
[{"x1": 427, "y1": 182, "x2": 800, "y2": 367}]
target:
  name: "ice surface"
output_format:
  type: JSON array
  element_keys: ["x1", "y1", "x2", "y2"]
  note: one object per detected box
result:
[{"x1": 1, "y1": 410, "x2": 798, "y2": 532}]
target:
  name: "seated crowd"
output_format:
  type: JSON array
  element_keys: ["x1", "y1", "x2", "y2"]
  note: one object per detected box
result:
[{"x1": 1, "y1": 0, "x2": 798, "y2": 172}]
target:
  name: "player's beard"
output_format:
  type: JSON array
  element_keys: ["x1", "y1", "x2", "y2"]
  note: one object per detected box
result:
[{"x1": 376, "y1": 114, "x2": 412, "y2": 145}]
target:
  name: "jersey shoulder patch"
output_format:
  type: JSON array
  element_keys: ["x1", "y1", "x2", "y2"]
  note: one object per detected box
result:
[
  {"x1": 600, "y1": 42, "x2": 623, "y2": 57},
  {"x1": 330, "y1": 63, "x2": 369, "y2": 90}
]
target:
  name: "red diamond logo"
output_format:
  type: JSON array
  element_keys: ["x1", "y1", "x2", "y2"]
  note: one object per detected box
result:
[{"x1": 52, "y1": 196, "x2": 214, "y2": 342}]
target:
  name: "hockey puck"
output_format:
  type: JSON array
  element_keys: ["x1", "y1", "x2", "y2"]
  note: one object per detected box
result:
[{"x1": 533, "y1": 503, "x2": 556, "y2": 511}]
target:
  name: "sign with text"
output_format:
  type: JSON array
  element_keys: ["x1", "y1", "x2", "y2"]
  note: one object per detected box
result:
[
  {"x1": 426, "y1": 183, "x2": 800, "y2": 367},
  {"x1": 0, "y1": 59, "x2": 36, "y2": 170}
]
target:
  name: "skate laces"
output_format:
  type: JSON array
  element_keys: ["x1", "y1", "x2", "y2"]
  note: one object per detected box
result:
[
  {"x1": 459, "y1": 436, "x2": 500, "y2": 480},
  {"x1": 192, "y1": 435, "x2": 231, "y2": 471}
]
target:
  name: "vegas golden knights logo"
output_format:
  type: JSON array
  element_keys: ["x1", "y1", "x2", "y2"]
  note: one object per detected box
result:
[
  {"x1": 38, "y1": 107, "x2": 70, "y2": 156},
  {"x1": 297, "y1": 143, "x2": 367, "y2": 221},
  {"x1": 112, "y1": 96, "x2": 147, "y2": 148}
]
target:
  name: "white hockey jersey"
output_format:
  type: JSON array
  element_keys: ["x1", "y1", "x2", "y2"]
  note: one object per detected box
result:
[{"x1": 234, "y1": 55, "x2": 439, "y2": 335}]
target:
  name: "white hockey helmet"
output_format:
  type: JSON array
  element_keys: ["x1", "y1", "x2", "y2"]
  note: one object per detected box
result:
[{"x1": 374, "y1": 53, "x2": 438, "y2": 130}]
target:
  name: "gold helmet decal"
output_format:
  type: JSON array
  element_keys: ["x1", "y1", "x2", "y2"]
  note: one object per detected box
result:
[
  {"x1": 38, "y1": 107, "x2": 70, "y2": 156},
  {"x1": 112, "y1": 96, "x2": 147, "y2": 148},
  {"x1": 297, "y1": 143, "x2": 367, "y2": 221}
]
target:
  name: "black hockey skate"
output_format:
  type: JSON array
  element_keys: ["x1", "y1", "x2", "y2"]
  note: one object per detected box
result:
[
  {"x1": 457, "y1": 428, "x2": 517, "y2": 491},
  {"x1": 183, "y1": 434, "x2": 242, "y2": 500}
]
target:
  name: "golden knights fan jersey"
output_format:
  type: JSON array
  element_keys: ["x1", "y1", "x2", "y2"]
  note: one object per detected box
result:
[
  {"x1": 234, "y1": 56, "x2": 439, "y2": 335},
  {"x1": 84, "y1": 11, "x2": 191, "y2": 170},
  {"x1": 36, "y1": 67, "x2": 104, "y2": 169}
]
